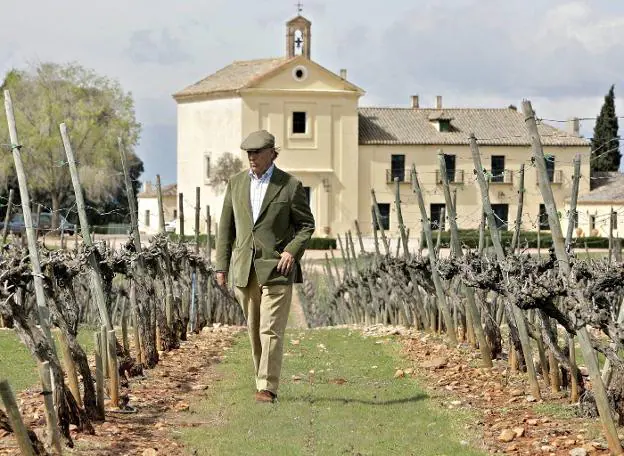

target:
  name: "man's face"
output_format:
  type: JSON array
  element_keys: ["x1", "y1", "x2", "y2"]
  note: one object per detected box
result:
[{"x1": 248, "y1": 147, "x2": 274, "y2": 176}]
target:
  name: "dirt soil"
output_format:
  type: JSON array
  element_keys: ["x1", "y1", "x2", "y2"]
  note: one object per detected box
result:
[
  {"x1": 393, "y1": 327, "x2": 618, "y2": 456},
  {"x1": 0, "y1": 325, "x2": 244, "y2": 456}
]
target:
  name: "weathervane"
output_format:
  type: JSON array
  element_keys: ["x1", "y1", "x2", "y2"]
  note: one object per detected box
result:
[{"x1": 295, "y1": 1, "x2": 303, "y2": 14}]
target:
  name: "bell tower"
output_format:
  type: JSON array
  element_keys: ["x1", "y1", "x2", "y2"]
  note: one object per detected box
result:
[{"x1": 286, "y1": 9, "x2": 311, "y2": 59}]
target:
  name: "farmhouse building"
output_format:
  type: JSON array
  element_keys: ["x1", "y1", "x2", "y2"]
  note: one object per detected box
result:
[
  {"x1": 137, "y1": 182, "x2": 177, "y2": 235},
  {"x1": 171, "y1": 13, "x2": 592, "y2": 240}
]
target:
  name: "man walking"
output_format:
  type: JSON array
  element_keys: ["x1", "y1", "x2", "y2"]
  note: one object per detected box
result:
[{"x1": 215, "y1": 130, "x2": 315, "y2": 403}]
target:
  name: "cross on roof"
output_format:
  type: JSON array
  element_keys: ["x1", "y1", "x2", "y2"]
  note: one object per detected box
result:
[{"x1": 295, "y1": 1, "x2": 303, "y2": 14}]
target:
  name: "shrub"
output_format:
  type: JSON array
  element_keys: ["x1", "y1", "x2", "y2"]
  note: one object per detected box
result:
[{"x1": 307, "y1": 237, "x2": 337, "y2": 250}]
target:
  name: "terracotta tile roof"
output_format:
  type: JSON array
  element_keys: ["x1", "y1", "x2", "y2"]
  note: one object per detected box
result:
[
  {"x1": 358, "y1": 107, "x2": 590, "y2": 147},
  {"x1": 173, "y1": 58, "x2": 290, "y2": 99},
  {"x1": 138, "y1": 183, "x2": 177, "y2": 198},
  {"x1": 576, "y1": 172, "x2": 624, "y2": 203}
]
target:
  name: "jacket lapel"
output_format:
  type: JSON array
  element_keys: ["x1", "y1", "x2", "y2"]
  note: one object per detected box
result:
[
  {"x1": 255, "y1": 167, "x2": 286, "y2": 225},
  {"x1": 240, "y1": 172, "x2": 253, "y2": 224}
]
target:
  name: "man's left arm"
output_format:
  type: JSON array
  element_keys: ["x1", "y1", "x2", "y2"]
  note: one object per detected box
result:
[{"x1": 284, "y1": 181, "x2": 315, "y2": 261}]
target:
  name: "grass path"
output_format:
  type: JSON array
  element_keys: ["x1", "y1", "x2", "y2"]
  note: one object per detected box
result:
[{"x1": 179, "y1": 328, "x2": 485, "y2": 455}]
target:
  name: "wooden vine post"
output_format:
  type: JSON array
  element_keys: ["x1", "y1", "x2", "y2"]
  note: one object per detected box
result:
[
  {"x1": 93, "y1": 333, "x2": 105, "y2": 418},
  {"x1": 179, "y1": 192, "x2": 185, "y2": 239},
  {"x1": 0, "y1": 380, "x2": 37, "y2": 456},
  {"x1": 371, "y1": 189, "x2": 390, "y2": 256},
  {"x1": 4, "y1": 91, "x2": 65, "y2": 452},
  {"x1": 107, "y1": 330, "x2": 120, "y2": 408},
  {"x1": 60, "y1": 123, "x2": 113, "y2": 331},
  {"x1": 564, "y1": 154, "x2": 582, "y2": 402},
  {"x1": 522, "y1": 100, "x2": 622, "y2": 454},
  {"x1": 39, "y1": 361, "x2": 63, "y2": 454},
  {"x1": 394, "y1": 177, "x2": 410, "y2": 257},
  {"x1": 410, "y1": 164, "x2": 457, "y2": 344},
  {"x1": 437, "y1": 151, "x2": 492, "y2": 366},
  {"x1": 157, "y1": 175, "x2": 175, "y2": 333},
  {"x1": 353, "y1": 220, "x2": 366, "y2": 254},
  {"x1": 371, "y1": 205, "x2": 381, "y2": 258},
  {"x1": 469, "y1": 133, "x2": 541, "y2": 400},
  {"x1": 510, "y1": 164, "x2": 525, "y2": 254},
  {"x1": 4, "y1": 91, "x2": 55, "y2": 347}
]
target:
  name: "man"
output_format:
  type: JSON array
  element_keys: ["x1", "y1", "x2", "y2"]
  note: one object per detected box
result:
[{"x1": 215, "y1": 130, "x2": 315, "y2": 403}]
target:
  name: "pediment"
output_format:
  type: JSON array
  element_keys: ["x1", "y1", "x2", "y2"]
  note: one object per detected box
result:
[{"x1": 245, "y1": 57, "x2": 364, "y2": 95}]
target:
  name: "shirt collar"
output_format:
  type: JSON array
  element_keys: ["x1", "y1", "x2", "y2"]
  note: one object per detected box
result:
[{"x1": 249, "y1": 163, "x2": 275, "y2": 182}]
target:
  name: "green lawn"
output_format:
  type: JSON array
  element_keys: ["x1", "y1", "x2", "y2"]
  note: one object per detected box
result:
[
  {"x1": 0, "y1": 326, "x2": 98, "y2": 392},
  {"x1": 179, "y1": 329, "x2": 485, "y2": 456}
]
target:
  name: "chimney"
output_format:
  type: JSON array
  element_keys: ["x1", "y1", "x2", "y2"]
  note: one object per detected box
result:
[
  {"x1": 435, "y1": 95, "x2": 443, "y2": 109},
  {"x1": 567, "y1": 117, "x2": 580, "y2": 136},
  {"x1": 144, "y1": 181, "x2": 153, "y2": 194},
  {"x1": 411, "y1": 95, "x2": 419, "y2": 108},
  {"x1": 339, "y1": 68, "x2": 347, "y2": 79}
]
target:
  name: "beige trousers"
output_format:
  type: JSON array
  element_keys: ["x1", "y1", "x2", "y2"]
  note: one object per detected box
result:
[{"x1": 235, "y1": 268, "x2": 293, "y2": 394}]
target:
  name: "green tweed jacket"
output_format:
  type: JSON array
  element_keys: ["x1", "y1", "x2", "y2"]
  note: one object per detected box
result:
[{"x1": 216, "y1": 167, "x2": 315, "y2": 287}]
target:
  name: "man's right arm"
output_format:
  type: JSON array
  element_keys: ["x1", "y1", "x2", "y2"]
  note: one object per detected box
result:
[{"x1": 215, "y1": 180, "x2": 236, "y2": 286}]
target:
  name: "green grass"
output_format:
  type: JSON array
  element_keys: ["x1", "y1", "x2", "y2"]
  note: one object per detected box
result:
[
  {"x1": 0, "y1": 326, "x2": 98, "y2": 392},
  {"x1": 533, "y1": 402, "x2": 577, "y2": 420},
  {"x1": 179, "y1": 329, "x2": 485, "y2": 456}
]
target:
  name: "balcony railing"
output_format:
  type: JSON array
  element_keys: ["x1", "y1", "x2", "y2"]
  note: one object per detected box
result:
[
  {"x1": 386, "y1": 169, "x2": 413, "y2": 184},
  {"x1": 535, "y1": 169, "x2": 563, "y2": 184},
  {"x1": 490, "y1": 169, "x2": 513, "y2": 184},
  {"x1": 435, "y1": 169, "x2": 464, "y2": 184}
]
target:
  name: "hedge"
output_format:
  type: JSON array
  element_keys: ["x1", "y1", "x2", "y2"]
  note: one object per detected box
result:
[
  {"x1": 307, "y1": 237, "x2": 337, "y2": 250},
  {"x1": 425, "y1": 229, "x2": 615, "y2": 249}
]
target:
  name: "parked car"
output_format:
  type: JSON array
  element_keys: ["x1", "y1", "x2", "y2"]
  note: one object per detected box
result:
[
  {"x1": 165, "y1": 219, "x2": 177, "y2": 233},
  {"x1": 3, "y1": 212, "x2": 76, "y2": 236}
]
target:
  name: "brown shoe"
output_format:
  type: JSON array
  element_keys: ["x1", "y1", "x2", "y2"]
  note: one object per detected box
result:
[{"x1": 255, "y1": 390, "x2": 277, "y2": 403}]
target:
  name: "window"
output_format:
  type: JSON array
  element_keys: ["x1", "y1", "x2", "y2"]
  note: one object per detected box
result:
[
  {"x1": 173, "y1": 209, "x2": 178, "y2": 219},
  {"x1": 491, "y1": 156, "x2": 505, "y2": 183},
  {"x1": 391, "y1": 154, "x2": 405, "y2": 182},
  {"x1": 538, "y1": 204, "x2": 549, "y2": 230},
  {"x1": 292, "y1": 111, "x2": 307, "y2": 134},
  {"x1": 444, "y1": 154, "x2": 456, "y2": 183},
  {"x1": 374, "y1": 203, "x2": 390, "y2": 230},
  {"x1": 204, "y1": 153, "x2": 211, "y2": 181},
  {"x1": 589, "y1": 215, "x2": 596, "y2": 232},
  {"x1": 491, "y1": 204, "x2": 509, "y2": 229},
  {"x1": 439, "y1": 120, "x2": 452, "y2": 132},
  {"x1": 145, "y1": 210, "x2": 150, "y2": 227},
  {"x1": 430, "y1": 204, "x2": 446, "y2": 230},
  {"x1": 545, "y1": 156, "x2": 555, "y2": 182}
]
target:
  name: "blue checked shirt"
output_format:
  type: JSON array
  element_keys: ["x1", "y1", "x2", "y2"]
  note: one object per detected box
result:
[{"x1": 249, "y1": 164, "x2": 275, "y2": 223}]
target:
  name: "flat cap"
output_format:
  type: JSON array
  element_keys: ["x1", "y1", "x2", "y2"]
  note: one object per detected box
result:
[{"x1": 240, "y1": 130, "x2": 275, "y2": 151}]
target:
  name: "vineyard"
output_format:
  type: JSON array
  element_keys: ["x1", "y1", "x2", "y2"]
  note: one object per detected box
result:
[{"x1": 1, "y1": 92, "x2": 624, "y2": 455}]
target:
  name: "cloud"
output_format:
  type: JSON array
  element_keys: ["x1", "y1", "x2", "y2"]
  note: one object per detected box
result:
[
  {"x1": 125, "y1": 28, "x2": 192, "y2": 65},
  {"x1": 331, "y1": 0, "x2": 624, "y2": 107}
]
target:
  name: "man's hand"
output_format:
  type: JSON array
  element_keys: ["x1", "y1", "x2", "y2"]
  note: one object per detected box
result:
[
  {"x1": 216, "y1": 271, "x2": 227, "y2": 288},
  {"x1": 277, "y1": 251, "x2": 295, "y2": 276}
]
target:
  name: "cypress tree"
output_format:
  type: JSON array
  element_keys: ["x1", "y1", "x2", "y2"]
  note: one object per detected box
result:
[{"x1": 591, "y1": 85, "x2": 620, "y2": 173}]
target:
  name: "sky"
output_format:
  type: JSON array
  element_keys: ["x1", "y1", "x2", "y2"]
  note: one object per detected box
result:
[{"x1": 0, "y1": 0, "x2": 622, "y2": 185}]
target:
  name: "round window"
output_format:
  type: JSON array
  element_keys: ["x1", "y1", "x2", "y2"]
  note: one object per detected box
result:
[{"x1": 292, "y1": 65, "x2": 308, "y2": 81}]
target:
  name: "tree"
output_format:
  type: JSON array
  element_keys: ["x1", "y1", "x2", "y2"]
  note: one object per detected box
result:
[
  {"x1": 0, "y1": 62, "x2": 142, "y2": 229},
  {"x1": 591, "y1": 84, "x2": 620, "y2": 174},
  {"x1": 208, "y1": 152, "x2": 243, "y2": 194}
]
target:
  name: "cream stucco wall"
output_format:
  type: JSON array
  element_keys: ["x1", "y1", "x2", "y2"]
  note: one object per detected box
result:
[
  {"x1": 568, "y1": 203, "x2": 624, "y2": 239},
  {"x1": 358, "y1": 143, "x2": 590, "y2": 238},
  {"x1": 137, "y1": 196, "x2": 177, "y2": 234},
  {"x1": 176, "y1": 97, "x2": 242, "y2": 234}
]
